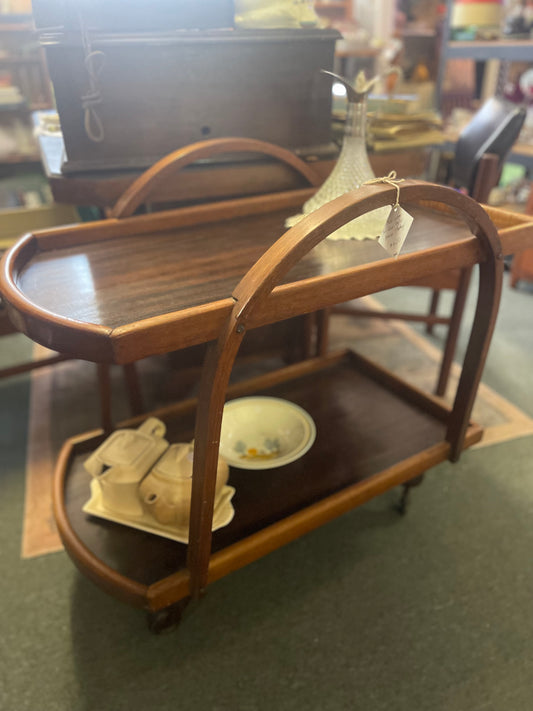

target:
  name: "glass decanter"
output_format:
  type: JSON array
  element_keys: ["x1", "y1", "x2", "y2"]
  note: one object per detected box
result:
[{"x1": 286, "y1": 70, "x2": 390, "y2": 240}]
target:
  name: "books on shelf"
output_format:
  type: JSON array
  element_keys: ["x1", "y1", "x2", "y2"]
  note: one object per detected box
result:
[
  {"x1": 367, "y1": 130, "x2": 445, "y2": 152},
  {"x1": 333, "y1": 87, "x2": 444, "y2": 152},
  {"x1": 0, "y1": 83, "x2": 24, "y2": 106},
  {"x1": 0, "y1": 111, "x2": 38, "y2": 160},
  {"x1": 367, "y1": 110, "x2": 444, "y2": 151},
  {"x1": 0, "y1": 171, "x2": 52, "y2": 210}
]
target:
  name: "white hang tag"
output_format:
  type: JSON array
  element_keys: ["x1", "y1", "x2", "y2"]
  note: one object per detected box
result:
[{"x1": 378, "y1": 204, "x2": 414, "y2": 258}]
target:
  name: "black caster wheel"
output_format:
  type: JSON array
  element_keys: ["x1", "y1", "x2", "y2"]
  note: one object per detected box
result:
[
  {"x1": 395, "y1": 488, "x2": 410, "y2": 516},
  {"x1": 147, "y1": 598, "x2": 190, "y2": 634},
  {"x1": 395, "y1": 474, "x2": 425, "y2": 516}
]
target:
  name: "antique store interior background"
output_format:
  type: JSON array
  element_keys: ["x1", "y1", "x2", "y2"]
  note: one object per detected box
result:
[{"x1": 1, "y1": 1, "x2": 533, "y2": 709}]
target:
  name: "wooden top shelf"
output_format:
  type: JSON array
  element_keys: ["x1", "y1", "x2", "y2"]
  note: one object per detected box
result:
[
  {"x1": 1, "y1": 185, "x2": 485, "y2": 364},
  {"x1": 2, "y1": 178, "x2": 532, "y2": 369}
]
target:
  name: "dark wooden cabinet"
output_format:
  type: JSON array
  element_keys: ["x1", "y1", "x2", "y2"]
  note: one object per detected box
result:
[{"x1": 39, "y1": 26, "x2": 340, "y2": 172}]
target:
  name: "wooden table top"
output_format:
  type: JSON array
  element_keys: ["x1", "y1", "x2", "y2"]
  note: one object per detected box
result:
[
  {"x1": 2, "y1": 183, "x2": 532, "y2": 365},
  {"x1": 16, "y1": 205, "x2": 467, "y2": 325}
]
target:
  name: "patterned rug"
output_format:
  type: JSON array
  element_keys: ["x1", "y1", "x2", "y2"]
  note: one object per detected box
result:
[{"x1": 21, "y1": 297, "x2": 533, "y2": 558}]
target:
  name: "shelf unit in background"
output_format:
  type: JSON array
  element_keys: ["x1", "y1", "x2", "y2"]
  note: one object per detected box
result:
[
  {"x1": 445, "y1": 38, "x2": 533, "y2": 62},
  {"x1": 434, "y1": 0, "x2": 533, "y2": 265},
  {"x1": 0, "y1": 15, "x2": 53, "y2": 107},
  {"x1": 314, "y1": 1, "x2": 383, "y2": 81},
  {"x1": 400, "y1": 24, "x2": 440, "y2": 83},
  {"x1": 436, "y1": 0, "x2": 533, "y2": 115},
  {"x1": 0, "y1": 13, "x2": 53, "y2": 166},
  {"x1": 0, "y1": 12, "x2": 58, "y2": 227},
  {"x1": 314, "y1": 1, "x2": 352, "y2": 24}
]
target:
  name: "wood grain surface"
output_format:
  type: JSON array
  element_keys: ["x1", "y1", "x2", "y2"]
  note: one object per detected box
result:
[
  {"x1": 2, "y1": 186, "x2": 483, "y2": 363},
  {"x1": 45, "y1": 180, "x2": 507, "y2": 611},
  {"x1": 55, "y1": 352, "x2": 479, "y2": 604}
]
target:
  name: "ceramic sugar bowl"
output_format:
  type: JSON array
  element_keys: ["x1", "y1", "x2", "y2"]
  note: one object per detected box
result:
[
  {"x1": 139, "y1": 441, "x2": 229, "y2": 528},
  {"x1": 84, "y1": 418, "x2": 169, "y2": 517}
]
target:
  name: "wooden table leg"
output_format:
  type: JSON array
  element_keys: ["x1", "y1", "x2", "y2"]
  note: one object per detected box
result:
[
  {"x1": 97, "y1": 363, "x2": 113, "y2": 433},
  {"x1": 435, "y1": 267, "x2": 472, "y2": 398},
  {"x1": 315, "y1": 309, "x2": 330, "y2": 356},
  {"x1": 122, "y1": 363, "x2": 144, "y2": 415}
]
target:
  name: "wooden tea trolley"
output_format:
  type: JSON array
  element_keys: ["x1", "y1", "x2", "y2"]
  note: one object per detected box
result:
[{"x1": 2, "y1": 169, "x2": 525, "y2": 631}]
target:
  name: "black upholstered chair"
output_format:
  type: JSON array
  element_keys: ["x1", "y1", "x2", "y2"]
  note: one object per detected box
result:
[{"x1": 334, "y1": 96, "x2": 526, "y2": 396}]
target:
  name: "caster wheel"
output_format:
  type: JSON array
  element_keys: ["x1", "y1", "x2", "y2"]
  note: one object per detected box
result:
[
  {"x1": 395, "y1": 491, "x2": 409, "y2": 516},
  {"x1": 147, "y1": 598, "x2": 190, "y2": 634},
  {"x1": 394, "y1": 474, "x2": 425, "y2": 516}
]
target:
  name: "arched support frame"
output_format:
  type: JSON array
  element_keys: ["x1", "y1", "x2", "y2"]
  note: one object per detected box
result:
[
  {"x1": 187, "y1": 181, "x2": 503, "y2": 598},
  {"x1": 110, "y1": 137, "x2": 323, "y2": 219}
]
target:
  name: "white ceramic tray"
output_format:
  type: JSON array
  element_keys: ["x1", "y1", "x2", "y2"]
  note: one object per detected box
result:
[{"x1": 83, "y1": 479, "x2": 236, "y2": 543}]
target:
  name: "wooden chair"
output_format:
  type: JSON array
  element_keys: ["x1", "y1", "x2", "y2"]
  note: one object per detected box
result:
[
  {"x1": 333, "y1": 97, "x2": 526, "y2": 396},
  {"x1": 106, "y1": 136, "x2": 324, "y2": 409},
  {"x1": 0, "y1": 283, "x2": 143, "y2": 432},
  {"x1": 0, "y1": 297, "x2": 70, "y2": 377},
  {"x1": 509, "y1": 185, "x2": 533, "y2": 288},
  {"x1": 109, "y1": 136, "x2": 322, "y2": 219}
]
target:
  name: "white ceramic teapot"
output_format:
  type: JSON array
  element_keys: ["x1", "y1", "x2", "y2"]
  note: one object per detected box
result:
[
  {"x1": 139, "y1": 441, "x2": 229, "y2": 528},
  {"x1": 84, "y1": 417, "x2": 169, "y2": 517}
]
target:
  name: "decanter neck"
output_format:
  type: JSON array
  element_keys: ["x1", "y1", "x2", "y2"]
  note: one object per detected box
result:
[{"x1": 344, "y1": 98, "x2": 367, "y2": 140}]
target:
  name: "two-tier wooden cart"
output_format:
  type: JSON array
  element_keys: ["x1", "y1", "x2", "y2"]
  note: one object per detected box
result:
[{"x1": 3, "y1": 153, "x2": 532, "y2": 631}]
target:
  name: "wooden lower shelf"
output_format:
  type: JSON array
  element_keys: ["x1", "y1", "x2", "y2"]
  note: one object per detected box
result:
[{"x1": 54, "y1": 350, "x2": 483, "y2": 610}]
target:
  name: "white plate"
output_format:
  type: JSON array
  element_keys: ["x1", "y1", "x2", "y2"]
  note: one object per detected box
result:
[
  {"x1": 83, "y1": 479, "x2": 235, "y2": 543},
  {"x1": 220, "y1": 396, "x2": 316, "y2": 470}
]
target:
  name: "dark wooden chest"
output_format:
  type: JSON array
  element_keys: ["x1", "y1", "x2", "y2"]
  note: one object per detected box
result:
[{"x1": 39, "y1": 27, "x2": 340, "y2": 172}]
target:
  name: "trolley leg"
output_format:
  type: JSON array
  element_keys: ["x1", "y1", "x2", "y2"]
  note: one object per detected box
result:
[{"x1": 396, "y1": 474, "x2": 425, "y2": 516}]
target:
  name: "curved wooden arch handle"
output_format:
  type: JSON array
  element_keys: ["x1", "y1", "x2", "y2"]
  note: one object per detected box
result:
[
  {"x1": 232, "y1": 181, "x2": 502, "y2": 321},
  {"x1": 110, "y1": 137, "x2": 324, "y2": 219},
  {"x1": 187, "y1": 181, "x2": 503, "y2": 598}
]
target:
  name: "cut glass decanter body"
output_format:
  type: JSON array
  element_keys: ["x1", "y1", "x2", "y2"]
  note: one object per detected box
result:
[{"x1": 286, "y1": 70, "x2": 391, "y2": 241}]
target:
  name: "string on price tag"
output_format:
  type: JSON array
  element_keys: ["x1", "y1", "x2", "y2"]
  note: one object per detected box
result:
[{"x1": 364, "y1": 171, "x2": 414, "y2": 258}]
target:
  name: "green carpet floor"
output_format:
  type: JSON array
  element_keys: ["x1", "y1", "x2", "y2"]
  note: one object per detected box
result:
[{"x1": 1, "y1": 273, "x2": 532, "y2": 711}]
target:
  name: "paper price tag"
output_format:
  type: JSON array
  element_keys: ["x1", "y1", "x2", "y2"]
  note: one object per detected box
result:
[{"x1": 378, "y1": 205, "x2": 414, "y2": 258}]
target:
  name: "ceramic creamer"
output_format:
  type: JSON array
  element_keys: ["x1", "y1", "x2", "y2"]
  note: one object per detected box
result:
[
  {"x1": 84, "y1": 417, "x2": 169, "y2": 517},
  {"x1": 139, "y1": 441, "x2": 229, "y2": 528}
]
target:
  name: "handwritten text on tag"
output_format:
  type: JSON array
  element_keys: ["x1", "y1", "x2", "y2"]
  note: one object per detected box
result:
[{"x1": 378, "y1": 205, "x2": 414, "y2": 258}]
